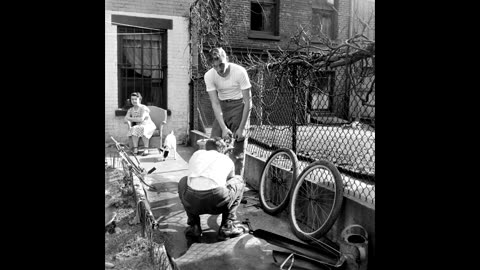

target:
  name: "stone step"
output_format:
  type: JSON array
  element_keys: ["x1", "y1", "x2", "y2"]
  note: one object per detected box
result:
[{"x1": 128, "y1": 136, "x2": 163, "y2": 149}]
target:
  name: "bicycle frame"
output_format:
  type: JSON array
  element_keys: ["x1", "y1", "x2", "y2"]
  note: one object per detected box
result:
[
  {"x1": 110, "y1": 137, "x2": 165, "y2": 265},
  {"x1": 137, "y1": 200, "x2": 159, "y2": 240},
  {"x1": 110, "y1": 136, "x2": 157, "y2": 191}
]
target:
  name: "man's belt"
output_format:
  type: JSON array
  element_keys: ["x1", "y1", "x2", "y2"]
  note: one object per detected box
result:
[{"x1": 220, "y1": 98, "x2": 242, "y2": 103}]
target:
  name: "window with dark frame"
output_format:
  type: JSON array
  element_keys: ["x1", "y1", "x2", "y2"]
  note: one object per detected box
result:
[
  {"x1": 312, "y1": 0, "x2": 336, "y2": 41},
  {"x1": 308, "y1": 70, "x2": 335, "y2": 113},
  {"x1": 250, "y1": 0, "x2": 278, "y2": 36},
  {"x1": 117, "y1": 26, "x2": 167, "y2": 110}
]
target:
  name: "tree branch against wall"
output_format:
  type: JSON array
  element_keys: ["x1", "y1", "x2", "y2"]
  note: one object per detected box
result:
[
  {"x1": 188, "y1": 0, "x2": 375, "y2": 183},
  {"x1": 189, "y1": 0, "x2": 232, "y2": 72},
  {"x1": 189, "y1": 0, "x2": 376, "y2": 125}
]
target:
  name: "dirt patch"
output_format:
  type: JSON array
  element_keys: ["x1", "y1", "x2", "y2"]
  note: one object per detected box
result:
[{"x1": 105, "y1": 166, "x2": 175, "y2": 270}]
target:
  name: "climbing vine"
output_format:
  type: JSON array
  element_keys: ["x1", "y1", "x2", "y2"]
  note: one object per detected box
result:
[
  {"x1": 188, "y1": 0, "x2": 376, "y2": 186},
  {"x1": 189, "y1": 0, "x2": 231, "y2": 71}
]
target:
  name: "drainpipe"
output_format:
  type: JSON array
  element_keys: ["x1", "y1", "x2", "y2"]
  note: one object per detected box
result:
[
  {"x1": 349, "y1": 0, "x2": 355, "y2": 38},
  {"x1": 346, "y1": 0, "x2": 355, "y2": 120},
  {"x1": 292, "y1": 65, "x2": 297, "y2": 154}
]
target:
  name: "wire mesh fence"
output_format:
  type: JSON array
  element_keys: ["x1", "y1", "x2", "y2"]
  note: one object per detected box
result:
[{"x1": 192, "y1": 38, "x2": 375, "y2": 205}]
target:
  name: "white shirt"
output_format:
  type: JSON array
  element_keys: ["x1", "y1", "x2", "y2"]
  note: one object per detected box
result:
[
  {"x1": 204, "y1": 63, "x2": 252, "y2": 100},
  {"x1": 187, "y1": 150, "x2": 234, "y2": 189}
]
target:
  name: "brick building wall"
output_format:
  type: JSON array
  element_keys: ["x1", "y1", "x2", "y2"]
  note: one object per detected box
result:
[
  {"x1": 105, "y1": 11, "x2": 123, "y2": 141},
  {"x1": 105, "y1": 0, "x2": 197, "y2": 144},
  {"x1": 191, "y1": 0, "x2": 356, "y2": 130},
  {"x1": 224, "y1": 0, "x2": 353, "y2": 51},
  {"x1": 106, "y1": 0, "x2": 194, "y2": 18},
  {"x1": 337, "y1": 0, "x2": 353, "y2": 41}
]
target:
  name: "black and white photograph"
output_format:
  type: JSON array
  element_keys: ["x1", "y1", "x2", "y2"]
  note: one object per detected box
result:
[{"x1": 105, "y1": 0, "x2": 375, "y2": 269}]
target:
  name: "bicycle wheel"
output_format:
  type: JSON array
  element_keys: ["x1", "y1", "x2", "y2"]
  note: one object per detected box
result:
[
  {"x1": 145, "y1": 216, "x2": 156, "y2": 263},
  {"x1": 259, "y1": 148, "x2": 299, "y2": 215},
  {"x1": 289, "y1": 160, "x2": 344, "y2": 241},
  {"x1": 137, "y1": 201, "x2": 147, "y2": 238},
  {"x1": 140, "y1": 203, "x2": 160, "y2": 265}
]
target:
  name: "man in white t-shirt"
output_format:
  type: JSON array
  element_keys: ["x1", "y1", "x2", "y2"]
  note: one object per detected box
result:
[
  {"x1": 178, "y1": 137, "x2": 246, "y2": 242},
  {"x1": 204, "y1": 47, "x2": 252, "y2": 177}
]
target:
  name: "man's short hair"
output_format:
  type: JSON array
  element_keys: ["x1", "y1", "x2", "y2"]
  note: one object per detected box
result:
[
  {"x1": 208, "y1": 47, "x2": 227, "y2": 64},
  {"x1": 205, "y1": 137, "x2": 227, "y2": 152}
]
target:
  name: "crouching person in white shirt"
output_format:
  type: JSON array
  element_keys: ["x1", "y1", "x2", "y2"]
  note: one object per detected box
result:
[{"x1": 178, "y1": 137, "x2": 245, "y2": 242}]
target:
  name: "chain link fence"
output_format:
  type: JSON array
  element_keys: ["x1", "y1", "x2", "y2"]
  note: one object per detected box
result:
[{"x1": 192, "y1": 40, "x2": 375, "y2": 205}]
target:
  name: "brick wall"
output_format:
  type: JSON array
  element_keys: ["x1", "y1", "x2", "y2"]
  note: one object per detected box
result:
[
  {"x1": 105, "y1": 0, "x2": 195, "y2": 18},
  {"x1": 105, "y1": 11, "x2": 121, "y2": 142},
  {"x1": 337, "y1": 0, "x2": 352, "y2": 41},
  {"x1": 224, "y1": 0, "x2": 353, "y2": 51},
  {"x1": 105, "y1": 6, "x2": 192, "y2": 144},
  {"x1": 191, "y1": 0, "x2": 354, "y2": 130},
  {"x1": 106, "y1": 0, "x2": 356, "y2": 143}
]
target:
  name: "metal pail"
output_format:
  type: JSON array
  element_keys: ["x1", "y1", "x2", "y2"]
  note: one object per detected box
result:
[
  {"x1": 197, "y1": 139, "x2": 208, "y2": 150},
  {"x1": 339, "y1": 224, "x2": 369, "y2": 270}
]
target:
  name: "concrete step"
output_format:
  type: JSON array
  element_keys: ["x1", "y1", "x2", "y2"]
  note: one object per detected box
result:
[{"x1": 128, "y1": 136, "x2": 163, "y2": 149}]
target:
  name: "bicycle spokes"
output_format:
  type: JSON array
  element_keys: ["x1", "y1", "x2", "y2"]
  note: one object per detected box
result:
[
  {"x1": 296, "y1": 182, "x2": 336, "y2": 233},
  {"x1": 259, "y1": 148, "x2": 299, "y2": 215},
  {"x1": 289, "y1": 160, "x2": 344, "y2": 241}
]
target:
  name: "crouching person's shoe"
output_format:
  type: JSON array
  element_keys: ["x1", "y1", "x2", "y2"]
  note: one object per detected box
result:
[
  {"x1": 185, "y1": 224, "x2": 202, "y2": 239},
  {"x1": 218, "y1": 220, "x2": 244, "y2": 241}
]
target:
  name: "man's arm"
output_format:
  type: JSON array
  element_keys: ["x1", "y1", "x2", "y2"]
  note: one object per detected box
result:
[
  {"x1": 208, "y1": 90, "x2": 233, "y2": 138},
  {"x1": 235, "y1": 88, "x2": 252, "y2": 140}
]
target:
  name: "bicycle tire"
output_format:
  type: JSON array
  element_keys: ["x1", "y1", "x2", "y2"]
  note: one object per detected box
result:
[
  {"x1": 138, "y1": 201, "x2": 147, "y2": 238},
  {"x1": 259, "y1": 148, "x2": 299, "y2": 215},
  {"x1": 145, "y1": 215, "x2": 155, "y2": 261},
  {"x1": 289, "y1": 160, "x2": 344, "y2": 241},
  {"x1": 139, "y1": 201, "x2": 158, "y2": 265}
]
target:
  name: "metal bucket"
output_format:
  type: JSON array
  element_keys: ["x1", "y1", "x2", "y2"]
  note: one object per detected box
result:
[
  {"x1": 339, "y1": 224, "x2": 369, "y2": 270},
  {"x1": 197, "y1": 139, "x2": 208, "y2": 150}
]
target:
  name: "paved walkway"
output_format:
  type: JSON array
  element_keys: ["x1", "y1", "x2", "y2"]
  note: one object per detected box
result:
[{"x1": 133, "y1": 145, "x2": 303, "y2": 269}]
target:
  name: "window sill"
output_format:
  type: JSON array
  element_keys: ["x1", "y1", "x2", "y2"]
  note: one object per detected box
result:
[
  {"x1": 115, "y1": 109, "x2": 128, "y2": 117},
  {"x1": 115, "y1": 109, "x2": 171, "y2": 117},
  {"x1": 247, "y1": 31, "x2": 281, "y2": 41}
]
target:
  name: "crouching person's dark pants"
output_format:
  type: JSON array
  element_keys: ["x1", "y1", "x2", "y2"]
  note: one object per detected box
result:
[{"x1": 178, "y1": 175, "x2": 245, "y2": 227}]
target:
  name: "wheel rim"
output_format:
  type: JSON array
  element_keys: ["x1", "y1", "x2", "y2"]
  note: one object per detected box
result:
[
  {"x1": 260, "y1": 151, "x2": 296, "y2": 212},
  {"x1": 291, "y1": 164, "x2": 339, "y2": 236},
  {"x1": 145, "y1": 217, "x2": 156, "y2": 264}
]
